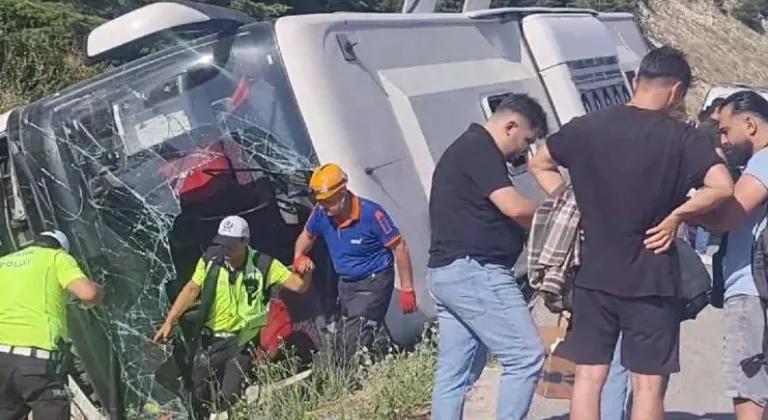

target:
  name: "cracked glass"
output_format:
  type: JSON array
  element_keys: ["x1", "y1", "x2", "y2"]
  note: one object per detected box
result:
[{"x1": 5, "y1": 22, "x2": 319, "y2": 418}]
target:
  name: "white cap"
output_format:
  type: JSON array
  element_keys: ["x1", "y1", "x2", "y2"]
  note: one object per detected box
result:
[
  {"x1": 213, "y1": 215, "x2": 250, "y2": 247},
  {"x1": 40, "y1": 230, "x2": 71, "y2": 252}
]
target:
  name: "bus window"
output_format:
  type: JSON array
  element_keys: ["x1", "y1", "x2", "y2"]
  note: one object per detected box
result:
[{"x1": 481, "y1": 93, "x2": 512, "y2": 119}]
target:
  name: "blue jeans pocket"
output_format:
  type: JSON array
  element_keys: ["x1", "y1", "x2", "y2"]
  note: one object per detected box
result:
[{"x1": 428, "y1": 258, "x2": 489, "y2": 322}]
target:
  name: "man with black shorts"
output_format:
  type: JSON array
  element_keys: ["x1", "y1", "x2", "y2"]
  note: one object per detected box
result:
[{"x1": 529, "y1": 46, "x2": 734, "y2": 420}]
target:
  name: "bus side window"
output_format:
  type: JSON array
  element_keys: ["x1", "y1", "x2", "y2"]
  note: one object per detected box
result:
[{"x1": 483, "y1": 93, "x2": 508, "y2": 118}]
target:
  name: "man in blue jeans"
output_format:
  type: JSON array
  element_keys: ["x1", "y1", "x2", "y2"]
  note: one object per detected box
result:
[{"x1": 427, "y1": 94, "x2": 549, "y2": 420}]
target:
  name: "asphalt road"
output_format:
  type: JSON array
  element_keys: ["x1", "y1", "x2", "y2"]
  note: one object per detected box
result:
[
  {"x1": 464, "y1": 305, "x2": 732, "y2": 419},
  {"x1": 464, "y1": 251, "x2": 738, "y2": 420}
]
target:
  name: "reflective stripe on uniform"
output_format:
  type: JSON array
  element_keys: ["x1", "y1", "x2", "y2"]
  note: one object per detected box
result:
[{"x1": 0, "y1": 344, "x2": 52, "y2": 360}]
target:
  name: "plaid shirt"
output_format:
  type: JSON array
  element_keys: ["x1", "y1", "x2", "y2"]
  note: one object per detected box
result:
[{"x1": 527, "y1": 183, "x2": 581, "y2": 308}]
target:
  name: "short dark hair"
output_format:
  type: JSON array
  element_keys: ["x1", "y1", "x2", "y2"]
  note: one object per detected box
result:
[
  {"x1": 698, "y1": 97, "x2": 725, "y2": 122},
  {"x1": 720, "y1": 90, "x2": 768, "y2": 123},
  {"x1": 494, "y1": 93, "x2": 549, "y2": 137},
  {"x1": 34, "y1": 235, "x2": 63, "y2": 250},
  {"x1": 637, "y1": 46, "x2": 692, "y2": 94}
]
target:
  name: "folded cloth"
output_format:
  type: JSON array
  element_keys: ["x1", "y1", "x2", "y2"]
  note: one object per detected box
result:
[{"x1": 527, "y1": 183, "x2": 582, "y2": 312}]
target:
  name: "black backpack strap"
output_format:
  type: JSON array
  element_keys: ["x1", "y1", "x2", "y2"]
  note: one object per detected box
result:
[
  {"x1": 239, "y1": 250, "x2": 276, "y2": 307},
  {"x1": 256, "y1": 252, "x2": 275, "y2": 306},
  {"x1": 190, "y1": 250, "x2": 225, "y2": 352}
]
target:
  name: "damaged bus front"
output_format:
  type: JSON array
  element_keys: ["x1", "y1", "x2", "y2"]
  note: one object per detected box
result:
[{"x1": 1, "y1": 18, "x2": 334, "y2": 418}]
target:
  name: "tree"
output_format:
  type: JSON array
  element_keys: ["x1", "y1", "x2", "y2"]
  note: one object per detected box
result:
[
  {"x1": 731, "y1": 0, "x2": 764, "y2": 32},
  {"x1": 0, "y1": 0, "x2": 105, "y2": 109},
  {"x1": 0, "y1": 0, "x2": 643, "y2": 112}
]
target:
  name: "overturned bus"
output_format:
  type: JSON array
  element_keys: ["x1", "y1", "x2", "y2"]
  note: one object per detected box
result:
[{"x1": 0, "y1": 1, "x2": 648, "y2": 417}]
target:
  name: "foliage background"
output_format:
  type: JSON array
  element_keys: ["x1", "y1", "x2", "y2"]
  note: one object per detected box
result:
[{"x1": 0, "y1": 0, "x2": 766, "y2": 112}]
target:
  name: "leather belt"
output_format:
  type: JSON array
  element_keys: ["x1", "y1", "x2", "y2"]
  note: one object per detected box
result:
[{"x1": 0, "y1": 344, "x2": 53, "y2": 360}]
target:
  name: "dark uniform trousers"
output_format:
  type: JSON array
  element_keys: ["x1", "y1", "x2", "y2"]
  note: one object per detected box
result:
[
  {"x1": 0, "y1": 352, "x2": 69, "y2": 420},
  {"x1": 331, "y1": 268, "x2": 395, "y2": 368},
  {"x1": 191, "y1": 335, "x2": 253, "y2": 417}
]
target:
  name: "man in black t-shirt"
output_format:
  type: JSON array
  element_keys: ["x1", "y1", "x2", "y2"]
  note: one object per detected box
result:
[
  {"x1": 529, "y1": 46, "x2": 734, "y2": 420},
  {"x1": 427, "y1": 94, "x2": 549, "y2": 420}
]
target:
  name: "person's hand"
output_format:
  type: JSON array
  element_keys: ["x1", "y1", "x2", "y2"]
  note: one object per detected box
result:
[
  {"x1": 293, "y1": 255, "x2": 315, "y2": 274},
  {"x1": 398, "y1": 288, "x2": 417, "y2": 314},
  {"x1": 644, "y1": 213, "x2": 682, "y2": 254},
  {"x1": 153, "y1": 321, "x2": 174, "y2": 344}
]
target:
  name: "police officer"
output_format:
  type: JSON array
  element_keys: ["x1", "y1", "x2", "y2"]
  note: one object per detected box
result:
[
  {"x1": 0, "y1": 230, "x2": 104, "y2": 420},
  {"x1": 153, "y1": 215, "x2": 312, "y2": 416},
  {"x1": 293, "y1": 163, "x2": 417, "y2": 366}
]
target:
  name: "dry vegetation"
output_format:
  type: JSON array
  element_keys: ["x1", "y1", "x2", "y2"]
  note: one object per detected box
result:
[
  {"x1": 10, "y1": 1, "x2": 768, "y2": 418},
  {"x1": 231, "y1": 326, "x2": 437, "y2": 419},
  {"x1": 638, "y1": 0, "x2": 768, "y2": 116}
]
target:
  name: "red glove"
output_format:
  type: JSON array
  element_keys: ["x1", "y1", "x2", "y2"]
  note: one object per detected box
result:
[
  {"x1": 292, "y1": 255, "x2": 314, "y2": 274},
  {"x1": 399, "y1": 289, "x2": 417, "y2": 314}
]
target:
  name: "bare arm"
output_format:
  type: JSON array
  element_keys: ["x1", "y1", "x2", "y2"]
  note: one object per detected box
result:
[
  {"x1": 67, "y1": 278, "x2": 104, "y2": 306},
  {"x1": 282, "y1": 271, "x2": 312, "y2": 293},
  {"x1": 529, "y1": 144, "x2": 566, "y2": 195},
  {"x1": 391, "y1": 238, "x2": 414, "y2": 291},
  {"x1": 691, "y1": 173, "x2": 768, "y2": 233},
  {"x1": 645, "y1": 163, "x2": 734, "y2": 253},
  {"x1": 163, "y1": 281, "x2": 201, "y2": 326},
  {"x1": 293, "y1": 229, "x2": 316, "y2": 260},
  {"x1": 488, "y1": 186, "x2": 537, "y2": 229},
  {"x1": 670, "y1": 164, "x2": 734, "y2": 221}
]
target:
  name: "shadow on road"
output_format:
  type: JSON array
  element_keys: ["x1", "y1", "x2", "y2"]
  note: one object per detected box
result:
[{"x1": 542, "y1": 413, "x2": 732, "y2": 420}]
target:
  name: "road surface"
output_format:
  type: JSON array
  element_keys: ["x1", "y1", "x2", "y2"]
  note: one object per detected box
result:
[
  {"x1": 464, "y1": 305, "x2": 732, "y2": 419},
  {"x1": 464, "y1": 252, "x2": 736, "y2": 419}
]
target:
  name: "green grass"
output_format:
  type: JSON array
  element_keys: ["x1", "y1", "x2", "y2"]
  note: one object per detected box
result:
[{"x1": 234, "y1": 325, "x2": 438, "y2": 419}]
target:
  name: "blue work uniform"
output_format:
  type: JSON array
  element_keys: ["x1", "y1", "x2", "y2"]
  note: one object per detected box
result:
[
  {"x1": 305, "y1": 194, "x2": 401, "y2": 365},
  {"x1": 305, "y1": 194, "x2": 402, "y2": 363},
  {"x1": 305, "y1": 194, "x2": 401, "y2": 283}
]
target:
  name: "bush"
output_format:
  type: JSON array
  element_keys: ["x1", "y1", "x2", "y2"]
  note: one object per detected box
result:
[
  {"x1": 712, "y1": 0, "x2": 725, "y2": 13},
  {"x1": 732, "y1": 0, "x2": 765, "y2": 32},
  {"x1": 235, "y1": 325, "x2": 438, "y2": 419},
  {"x1": 0, "y1": 0, "x2": 105, "y2": 110}
]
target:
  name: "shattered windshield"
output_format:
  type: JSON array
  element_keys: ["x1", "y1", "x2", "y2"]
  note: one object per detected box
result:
[{"x1": 7, "y1": 22, "x2": 317, "y2": 418}]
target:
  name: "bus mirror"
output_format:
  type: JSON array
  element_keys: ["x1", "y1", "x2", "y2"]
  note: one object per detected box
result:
[{"x1": 85, "y1": 1, "x2": 254, "y2": 65}]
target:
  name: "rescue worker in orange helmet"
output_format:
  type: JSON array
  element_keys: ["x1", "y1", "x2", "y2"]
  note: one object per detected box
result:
[{"x1": 293, "y1": 163, "x2": 417, "y2": 366}]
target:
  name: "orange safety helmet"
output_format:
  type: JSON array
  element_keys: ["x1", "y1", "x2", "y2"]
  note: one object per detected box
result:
[{"x1": 309, "y1": 163, "x2": 348, "y2": 200}]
